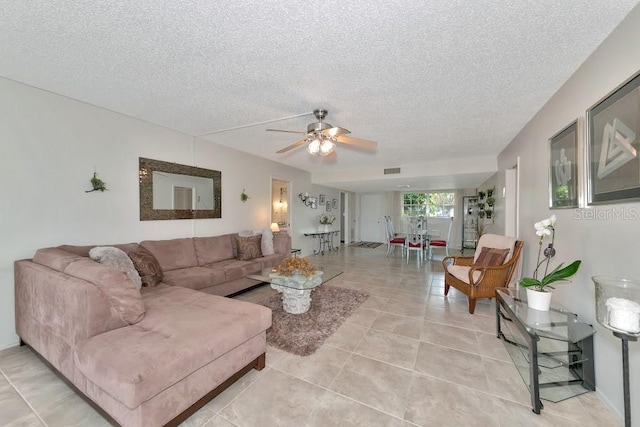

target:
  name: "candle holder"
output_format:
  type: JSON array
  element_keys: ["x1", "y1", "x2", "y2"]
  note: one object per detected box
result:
[{"x1": 592, "y1": 276, "x2": 640, "y2": 427}]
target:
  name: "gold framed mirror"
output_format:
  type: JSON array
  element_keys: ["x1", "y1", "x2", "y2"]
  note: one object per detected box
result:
[{"x1": 139, "y1": 157, "x2": 221, "y2": 220}]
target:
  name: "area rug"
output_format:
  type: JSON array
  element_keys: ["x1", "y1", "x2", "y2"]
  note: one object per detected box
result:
[
  {"x1": 349, "y1": 241, "x2": 383, "y2": 248},
  {"x1": 259, "y1": 286, "x2": 369, "y2": 356}
]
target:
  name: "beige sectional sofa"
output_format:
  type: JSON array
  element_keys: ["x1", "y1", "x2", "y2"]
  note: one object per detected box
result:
[{"x1": 14, "y1": 232, "x2": 291, "y2": 427}]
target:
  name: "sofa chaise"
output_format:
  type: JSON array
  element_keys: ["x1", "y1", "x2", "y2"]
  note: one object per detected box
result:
[{"x1": 14, "y1": 232, "x2": 291, "y2": 427}]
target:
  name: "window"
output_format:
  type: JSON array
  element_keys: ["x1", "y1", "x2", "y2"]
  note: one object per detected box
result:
[{"x1": 403, "y1": 192, "x2": 455, "y2": 218}]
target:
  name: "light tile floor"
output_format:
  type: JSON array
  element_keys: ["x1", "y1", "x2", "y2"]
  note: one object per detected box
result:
[{"x1": 0, "y1": 246, "x2": 621, "y2": 426}]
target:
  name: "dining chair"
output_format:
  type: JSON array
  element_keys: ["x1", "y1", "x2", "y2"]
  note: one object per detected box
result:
[
  {"x1": 430, "y1": 216, "x2": 453, "y2": 258},
  {"x1": 384, "y1": 216, "x2": 405, "y2": 257},
  {"x1": 406, "y1": 216, "x2": 427, "y2": 265}
]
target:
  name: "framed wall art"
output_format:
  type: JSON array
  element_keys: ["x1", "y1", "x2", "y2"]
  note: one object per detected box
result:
[
  {"x1": 587, "y1": 70, "x2": 640, "y2": 205},
  {"x1": 549, "y1": 120, "x2": 579, "y2": 209},
  {"x1": 309, "y1": 196, "x2": 318, "y2": 209},
  {"x1": 319, "y1": 194, "x2": 326, "y2": 205},
  {"x1": 326, "y1": 201, "x2": 331, "y2": 212},
  {"x1": 332, "y1": 199, "x2": 338, "y2": 209}
]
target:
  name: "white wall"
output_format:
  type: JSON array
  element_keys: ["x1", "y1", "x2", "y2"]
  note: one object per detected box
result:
[
  {"x1": 0, "y1": 76, "x2": 327, "y2": 349},
  {"x1": 497, "y1": 4, "x2": 640, "y2": 422}
]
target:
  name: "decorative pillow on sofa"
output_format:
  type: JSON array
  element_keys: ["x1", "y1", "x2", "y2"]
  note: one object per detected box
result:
[
  {"x1": 261, "y1": 228, "x2": 275, "y2": 255},
  {"x1": 89, "y1": 246, "x2": 142, "y2": 289},
  {"x1": 127, "y1": 246, "x2": 163, "y2": 287},
  {"x1": 236, "y1": 235, "x2": 262, "y2": 260},
  {"x1": 473, "y1": 247, "x2": 510, "y2": 267}
]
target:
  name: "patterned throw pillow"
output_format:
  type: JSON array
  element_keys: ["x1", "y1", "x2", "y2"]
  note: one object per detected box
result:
[
  {"x1": 89, "y1": 246, "x2": 142, "y2": 289},
  {"x1": 128, "y1": 246, "x2": 163, "y2": 287},
  {"x1": 236, "y1": 235, "x2": 263, "y2": 260},
  {"x1": 473, "y1": 247, "x2": 510, "y2": 267}
]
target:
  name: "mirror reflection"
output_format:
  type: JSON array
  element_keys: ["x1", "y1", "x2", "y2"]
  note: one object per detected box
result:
[
  {"x1": 139, "y1": 157, "x2": 221, "y2": 220},
  {"x1": 152, "y1": 171, "x2": 214, "y2": 210}
]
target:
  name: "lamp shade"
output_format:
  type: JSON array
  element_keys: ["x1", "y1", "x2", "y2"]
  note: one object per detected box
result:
[{"x1": 270, "y1": 223, "x2": 280, "y2": 233}]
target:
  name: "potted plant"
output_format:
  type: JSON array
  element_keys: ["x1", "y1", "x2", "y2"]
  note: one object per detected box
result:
[
  {"x1": 485, "y1": 209, "x2": 493, "y2": 219},
  {"x1": 319, "y1": 214, "x2": 336, "y2": 232},
  {"x1": 487, "y1": 187, "x2": 494, "y2": 197},
  {"x1": 519, "y1": 215, "x2": 581, "y2": 311},
  {"x1": 477, "y1": 202, "x2": 485, "y2": 210},
  {"x1": 478, "y1": 210, "x2": 485, "y2": 219},
  {"x1": 486, "y1": 197, "x2": 495, "y2": 207},
  {"x1": 478, "y1": 191, "x2": 486, "y2": 199}
]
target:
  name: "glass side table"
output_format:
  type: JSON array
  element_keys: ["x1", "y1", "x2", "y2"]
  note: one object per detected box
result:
[{"x1": 496, "y1": 287, "x2": 596, "y2": 414}]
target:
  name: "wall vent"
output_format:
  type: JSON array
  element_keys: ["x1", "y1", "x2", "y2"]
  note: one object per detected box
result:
[{"x1": 384, "y1": 167, "x2": 401, "y2": 175}]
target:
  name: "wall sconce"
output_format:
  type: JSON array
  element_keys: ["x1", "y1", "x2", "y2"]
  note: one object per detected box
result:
[
  {"x1": 299, "y1": 192, "x2": 313, "y2": 207},
  {"x1": 270, "y1": 223, "x2": 280, "y2": 233}
]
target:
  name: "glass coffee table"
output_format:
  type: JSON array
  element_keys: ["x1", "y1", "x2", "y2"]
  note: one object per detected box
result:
[{"x1": 247, "y1": 267, "x2": 342, "y2": 314}]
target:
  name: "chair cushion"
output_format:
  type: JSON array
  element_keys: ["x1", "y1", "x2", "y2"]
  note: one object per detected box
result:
[
  {"x1": 473, "y1": 247, "x2": 510, "y2": 267},
  {"x1": 389, "y1": 238, "x2": 405, "y2": 244},
  {"x1": 447, "y1": 265, "x2": 482, "y2": 284},
  {"x1": 474, "y1": 234, "x2": 516, "y2": 263},
  {"x1": 408, "y1": 241, "x2": 423, "y2": 248},
  {"x1": 430, "y1": 239, "x2": 447, "y2": 247}
]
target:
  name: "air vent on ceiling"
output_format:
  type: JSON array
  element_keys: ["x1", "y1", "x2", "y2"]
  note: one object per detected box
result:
[{"x1": 384, "y1": 167, "x2": 401, "y2": 175}]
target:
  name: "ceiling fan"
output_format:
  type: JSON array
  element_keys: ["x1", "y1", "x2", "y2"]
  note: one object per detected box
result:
[{"x1": 267, "y1": 109, "x2": 377, "y2": 156}]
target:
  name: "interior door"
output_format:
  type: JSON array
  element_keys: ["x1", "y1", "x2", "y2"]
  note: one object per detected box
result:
[{"x1": 360, "y1": 194, "x2": 383, "y2": 242}]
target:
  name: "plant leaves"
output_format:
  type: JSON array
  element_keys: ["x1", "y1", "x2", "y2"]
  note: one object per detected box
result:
[
  {"x1": 519, "y1": 277, "x2": 541, "y2": 288},
  {"x1": 540, "y1": 260, "x2": 581, "y2": 286}
]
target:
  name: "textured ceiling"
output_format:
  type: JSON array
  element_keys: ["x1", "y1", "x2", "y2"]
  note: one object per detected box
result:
[{"x1": 2, "y1": 1, "x2": 639, "y2": 192}]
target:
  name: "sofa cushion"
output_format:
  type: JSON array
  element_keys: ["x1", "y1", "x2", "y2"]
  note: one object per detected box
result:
[
  {"x1": 206, "y1": 259, "x2": 262, "y2": 281},
  {"x1": 73, "y1": 286, "x2": 271, "y2": 409},
  {"x1": 447, "y1": 265, "x2": 482, "y2": 284},
  {"x1": 257, "y1": 253, "x2": 286, "y2": 270},
  {"x1": 33, "y1": 247, "x2": 85, "y2": 272},
  {"x1": 162, "y1": 267, "x2": 227, "y2": 290},
  {"x1": 89, "y1": 246, "x2": 142, "y2": 289},
  {"x1": 140, "y1": 238, "x2": 198, "y2": 271},
  {"x1": 261, "y1": 229, "x2": 275, "y2": 255},
  {"x1": 474, "y1": 234, "x2": 516, "y2": 263},
  {"x1": 58, "y1": 243, "x2": 141, "y2": 257},
  {"x1": 64, "y1": 258, "x2": 145, "y2": 324},
  {"x1": 235, "y1": 235, "x2": 262, "y2": 261},
  {"x1": 193, "y1": 235, "x2": 234, "y2": 266},
  {"x1": 128, "y1": 246, "x2": 163, "y2": 287}
]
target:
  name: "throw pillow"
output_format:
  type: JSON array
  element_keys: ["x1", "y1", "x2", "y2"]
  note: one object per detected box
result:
[
  {"x1": 236, "y1": 235, "x2": 262, "y2": 260},
  {"x1": 473, "y1": 247, "x2": 510, "y2": 267},
  {"x1": 89, "y1": 246, "x2": 142, "y2": 289},
  {"x1": 128, "y1": 246, "x2": 164, "y2": 287},
  {"x1": 261, "y1": 228, "x2": 275, "y2": 255}
]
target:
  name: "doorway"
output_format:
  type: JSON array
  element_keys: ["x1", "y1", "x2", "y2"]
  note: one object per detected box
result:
[
  {"x1": 271, "y1": 178, "x2": 290, "y2": 233},
  {"x1": 360, "y1": 194, "x2": 383, "y2": 242}
]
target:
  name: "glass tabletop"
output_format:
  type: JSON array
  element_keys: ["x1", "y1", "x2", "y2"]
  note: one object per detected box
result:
[
  {"x1": 247, "y1": 267, "x2": 343, "y2": 290},
  {"x1": 497, "y1": 287, "x2": 596, "y2": 343}
]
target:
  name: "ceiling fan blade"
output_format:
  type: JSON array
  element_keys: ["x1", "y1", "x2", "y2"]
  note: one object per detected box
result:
[
  {"x1": 321, "y1": 126, "x2": 350, "y2": 137},
  {"x1": 336, "y1": 135, "x2": 377, "y2": 149},
  {"x1": 266, "y1": 128, "x2": 308, "y2": 135},
  {"x1": 276, "y1": 138, "x2": 308, "y2": 154}
]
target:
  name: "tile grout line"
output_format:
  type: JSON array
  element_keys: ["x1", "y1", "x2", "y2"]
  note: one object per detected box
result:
[{"x1": 0, "y1": 367, "x2": 49, "y2": 427}]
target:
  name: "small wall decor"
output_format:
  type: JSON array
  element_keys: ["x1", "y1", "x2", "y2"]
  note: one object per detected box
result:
[
  {"x1": 241, "y1": 189, "x2": 249, "y2": 202},
  {"x1": 326, "y1": 201, "x2": 331, "y2": 212},
  {"x1": 587, "y1": 70, "x2": 640, "y2": 205},
  {"x1": 319, "y1": 194, "x2": 326, "y2": 205},
  {"x1": 332, "y1": 199, "x2": 337, "y2": 209},
  {"x1": 86, "y1": 172, "x2": 107, "y2": 193}
]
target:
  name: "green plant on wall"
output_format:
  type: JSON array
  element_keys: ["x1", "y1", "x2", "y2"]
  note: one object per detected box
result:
[
  {"x1": 240, "y1": 189, "x2": 249, "y2": 202},
  {"x1": 86, "y1": 172, "x2": 107, "y2": 193}
]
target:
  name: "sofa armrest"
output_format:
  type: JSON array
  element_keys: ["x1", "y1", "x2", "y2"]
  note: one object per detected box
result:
[
  {"x1": 15, "y1": 260, "x2": 126, "y2": 349},
  {"x1": 273, "y1": 233, "x2": 291, "y2": 255}
]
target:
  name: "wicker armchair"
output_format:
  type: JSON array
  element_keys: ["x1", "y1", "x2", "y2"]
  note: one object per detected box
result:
[{"x1": 442, "y1": 234, "x2": 523, "y2": 314}]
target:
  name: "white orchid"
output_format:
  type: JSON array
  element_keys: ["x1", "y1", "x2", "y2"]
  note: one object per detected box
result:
[{"x1": 520, "y1": 215, "x2": 581, "y2": 291}]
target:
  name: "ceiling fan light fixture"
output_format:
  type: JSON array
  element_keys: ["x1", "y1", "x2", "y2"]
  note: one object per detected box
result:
[
  {"x1": 319, "y1": 139, "x2": 335, "y2": 156},
  {"x1": 307, "y1": 137, "x2": 321, "y2": 155}
]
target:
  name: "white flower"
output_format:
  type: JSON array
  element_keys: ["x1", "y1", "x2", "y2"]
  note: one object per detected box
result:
[
  {"x1": 534, "y1": 221, "x2": 545, "y2": 231},
  {"x1": 549, "y1": 215, "x2": 557, "y2": 226},
  {"x1": 535, "y1": 228, "x2": 552, "y2": 237}
]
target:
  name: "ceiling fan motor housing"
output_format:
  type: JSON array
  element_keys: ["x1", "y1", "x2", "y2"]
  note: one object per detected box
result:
[{"x1": 307, "y1": 121, "x2": 333, "y2": 134}]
